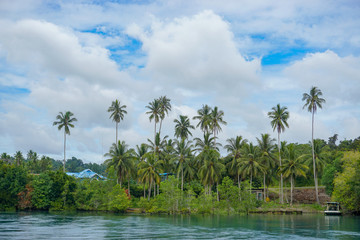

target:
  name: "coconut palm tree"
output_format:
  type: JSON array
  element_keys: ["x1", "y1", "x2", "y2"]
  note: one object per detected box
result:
[
  {"x1": 158, "y1": 96, "x2": 171, "y2": 137},
  {"x1": 1, "y1": 152, "x2": 11, "y2": 164},
  {"x1": 174, "y1": 115, "x2": 195, "y2": 140},
  {"x1": 14, "y1": 151, "x2": 24, "y2": 167},
  {"x1": 302, "y1": 86, "x2": 326, "y2": 204},
  {"x1": 193, "y1": 104, "x2": 212, "y2": 134},
  {"x1": 268, "y1": 104, "x2": 289, "y2": 203},
  {"x1": 146, "y1": 99, "x2": 161, "y2": 148},
  {"x1": 172, "y1": 138, "x2": 194, "y2": 191},
  {"x1": 256, "y1": 133, "x2": 276, "y2": 201},
  {"x1": 240, "y1": 143, "x2": 264, "y2": 194},
  {"x1": 137, "y1": 152, "x2": 163, "y2": 200},
  {"x1": 225, "y1": 136, "x2": 247, "y2": 189},
  {"x1": 108, "y1": 100, "x2": 127, "y2": 144},
  {"x1": 209, "y1": 106, "x2": 227, "y2": 145},
  {"x1": 198, "y1": 148, "x2": 224, "y2": 198},
  {"x1": 280, "y1": 144, "x2": 308, "y2": 205},
  {"x1": 304, "y1": 139, "x2": 326, "y2": 201},
  {"x1": 104, "y1": 140, "x2": 135, "y2": 194},
  {"x1": 53, "y1": 111, "x2": 77, "y2": 172}
]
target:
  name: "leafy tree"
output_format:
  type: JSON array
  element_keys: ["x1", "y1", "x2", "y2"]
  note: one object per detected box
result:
[
  {"x1": 328, "y1": 134, "x2": 338, "y2": 149},
  {"x1": 108, "y1": 99, "x2": 127, "y2": 144},
  {"x1": 268, "y1": 103, "x2": 289, "y2": 203},
  {"x1": 302, "y1": 86, "x2": 326, "y2": 204},
  {"x1": 53, "y1": 111, "x2": 78, "y2": 172},
  {"x1": 333, "y1": 152, "x2": 360, "y2": 212},
  {"x1": 174, "y1": 115, "x2": 195, "y2": 140}
]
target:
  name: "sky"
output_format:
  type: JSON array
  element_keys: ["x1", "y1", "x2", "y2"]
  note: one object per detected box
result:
[{"x1": 0, "y1": 0, "x2": 359, "y2": 163}]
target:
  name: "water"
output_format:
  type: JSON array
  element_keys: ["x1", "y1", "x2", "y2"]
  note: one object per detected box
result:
[{"x1": 1, "y1": 212, "x2": 360, "y2": 239}]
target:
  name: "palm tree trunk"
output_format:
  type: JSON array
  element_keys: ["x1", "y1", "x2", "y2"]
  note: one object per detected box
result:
[
  {"x1": 159, "y1": 119, "x2": 163, "y2": 138},
  {"x1": 128, "y1": 176, "x2": 130, "y2": 196},
  {"x1": 216, "y1": 182, "x2": 219, "y2": 201},
  {"x1": 143, "y1": 183, "x2": 146, "y2": 198},
  {"x1": 278, "y1": 131, "x2": 283, "y2": 204},
  {"x1": 153, "y1": 180, "x2": 156, "y2": 197},
  {"x1": 181, "y1": 168, "x2": 184, "y2": 192},
  {"x1": 63, "y1": 130, "x2": 66, "y2": 173},
  {"x1": 250, "y1": 172, "x2": 252, "y2": 194},
  {"x1": 116, "y1": 122, "x2": 118, "y2": 144},
  {"x1": 238, "y1": 173, "x2": 241, "y2": 201},
  {"x1": 263, "y1": 173, "x2": 266, "y2": 202},
  {"x1": 148, "y1": 177, "x2": 152, "y2": 200},
  {"x1": 290, "y1": 174, "x2": 294, "y2": 206},
  {"x1": 311, "y1": 111, "x2": 319, "y2": 204}
]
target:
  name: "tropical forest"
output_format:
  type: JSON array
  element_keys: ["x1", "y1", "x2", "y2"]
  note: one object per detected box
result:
[{"x1": 1, "y1": 87, "x2": 360, "y2": 215}]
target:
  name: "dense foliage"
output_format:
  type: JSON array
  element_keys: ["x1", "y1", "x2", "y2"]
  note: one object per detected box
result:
[{"x1": 1, "y1": 93, "x2": 360, "y2": 214}]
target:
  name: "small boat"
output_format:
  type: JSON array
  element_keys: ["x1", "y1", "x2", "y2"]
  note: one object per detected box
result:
[{"x1": 324, "y1": 202, "x2": 342, "y2": 216}]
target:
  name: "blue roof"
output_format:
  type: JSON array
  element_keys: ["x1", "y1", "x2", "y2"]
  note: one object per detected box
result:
[{"x1": 66, "y1": 169, "x2": 106, "y2": 180}]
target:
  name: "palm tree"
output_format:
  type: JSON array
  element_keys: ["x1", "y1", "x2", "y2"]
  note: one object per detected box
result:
[
  {"x1": 1, "y1": 153, "x2": 11, "y2": 164},
  {"x1": 172, "y1": 138, "x2": 194, "y2": 191},
  {"x1": 240, "y1": 143, "x2": 264, "y2": 194},
  {"x1": 137, "y1": 152, "x2": 163, "y2": 200},
  {"x1": 53, "y1": 111, "x2": 77, "y2": 172},
  {"x1": 280, "y1": 144, "x2": 308, "y2": 205},
  {"x1": 256, "y1": 134, "x2": 276, "y2": 201},
  {"x1": 268, "y1": 104, "x2": 289, "y2": 203},
  {"x1": 224, "y1": 136, "x2": 247, "y2": 189},
  {"x1": 174, "y1": 115, "x2": 195, "y2": 140},
  {"x1": 147, "y1": 133, "x2": 168, "y2": 156},
  {"x1": 194, "y1": 132, "x2": 219, "y2": 152},
  {"x1": 108, "y1": 100, "x2": 127, "y2": 144},
  {"x1": 198, "y1": 148, "x2": 224, "y2": 198},
  {"x1": 193, "y1": 104, "x2": 212, "y2": 134},
  {"x1": 104, "y1": 140, "x2": 135, "y2": 194},
  {"x1": 146, "y1": 99, "x2": 161, "y2": 148},
  {"x1": 302, "y1": 86, "x2": 326, "y2": 204},
  {"x1": 304, "y1": 139, "x2": 326, "y2": 202},
  {"x1": 209, "y1": 106, "x2": 227, "y2": 145},
  {"x1": 158, "y1": 96, "x2": 171, "y2": 136},
  {"x1": 14, "y1": 151, "x2": 24, "y2": 167}
]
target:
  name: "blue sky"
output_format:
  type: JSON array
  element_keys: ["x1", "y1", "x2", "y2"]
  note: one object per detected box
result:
[{"x1": 0, "y1": 0, "x2": 359, "y2": 163}]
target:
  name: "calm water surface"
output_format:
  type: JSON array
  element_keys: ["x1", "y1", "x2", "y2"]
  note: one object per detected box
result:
[{"x1": 1, "y1": 212, "x2": 360, "y2": 239}]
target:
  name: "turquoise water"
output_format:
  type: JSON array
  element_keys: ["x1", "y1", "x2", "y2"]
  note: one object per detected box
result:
[{"x1": 1, "y1": 212, "x2": 360, "y2": 239}]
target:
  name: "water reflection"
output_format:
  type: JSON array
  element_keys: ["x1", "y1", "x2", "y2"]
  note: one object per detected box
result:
[{"x1": 1, "y1": 212, "x2": 360, "y2": 239}]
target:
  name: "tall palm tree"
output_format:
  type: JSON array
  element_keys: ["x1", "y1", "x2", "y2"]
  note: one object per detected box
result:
[
  {"x1": 302, "y1": 86, "x2": 326, "y2": 204},
  {"x1": 194, "y1": 132, "x2": 219, "y2": 152},
  {"x1": 108, "y1": 100, "x2": 127, "y2": 144},
  {"x1": 224, "y1": 136, "x2": 247, "y2": 189},
  {"x1": 209, "y1": 106, "x2": 227, "y2": 145},
  {"x1": 280, "y1": 144, "x2": 308, "y2": 205},
  {"x1": 158, "y1": 96, "x2": 171, "y2": 137},
  {"x1": 146, "y1": 99, "x2": 161, "y2": 148},
  {"x1": 172, "y1": 138, "x2": 194, "y2": 191},
  {"x1": 193, "y1": 104, "x2": 212, "y2": 134},
  {"x1": 268, "y1": 104, "x2": 289, "y2": 203},
  {"x1": 256, "y1": 133, "x2": 276, "y2": 201},
  {"x1": 104, "y1": 140, "x2": 135, "y2": 193},
  {"x1": 304, "y1": 139, "x2": 326, "y2": 202},
  {"x1": 174, "y1": 115, "x2": 195, "y2": 140},
  {"x1": 53, "y1": 111, "x2": 77, "y2": 172},
  {"x1": 240, "y1": 143, "x2": 264, "y2": 194}
]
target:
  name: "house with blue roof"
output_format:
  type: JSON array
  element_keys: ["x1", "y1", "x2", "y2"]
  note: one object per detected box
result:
[{"x1": 66, "y1": 169, "x2": 106, "y2": 180}]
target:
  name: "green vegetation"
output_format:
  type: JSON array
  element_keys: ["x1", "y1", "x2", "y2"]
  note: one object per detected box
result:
[{"x1": 1, "y1": 88, "x2": 360, "y2": 214}]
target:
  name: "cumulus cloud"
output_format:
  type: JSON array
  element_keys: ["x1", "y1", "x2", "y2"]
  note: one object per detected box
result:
[{"x1": 127, "y1": 10, "x2": 261, "y2": 96}]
